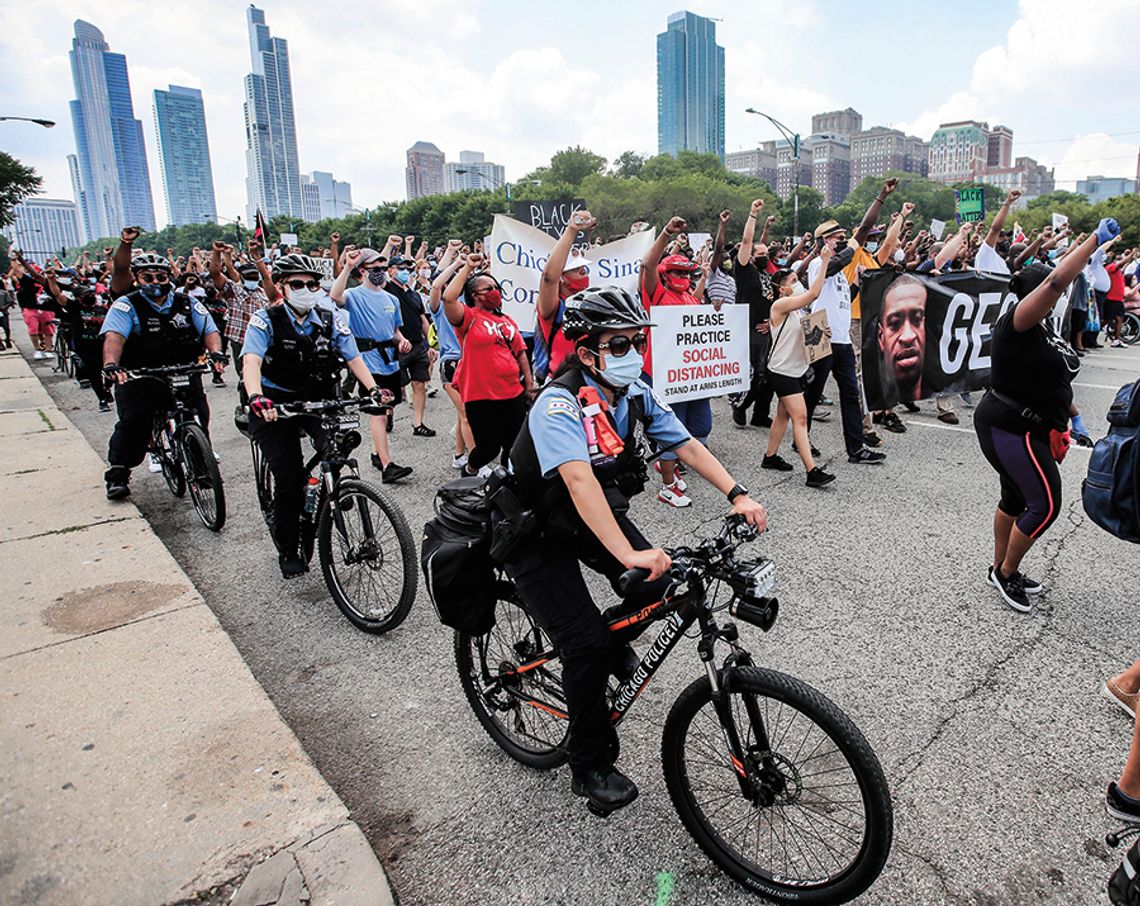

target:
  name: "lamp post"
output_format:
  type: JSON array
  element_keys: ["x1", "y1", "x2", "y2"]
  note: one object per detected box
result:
[
  {"x1": 505, "y1": 178, "x2": 540, "y2": 204},
  {"x1": 745, "y1": 107, "x2": 802, "y2": 238},
  {"x1": 0, "y1": 116, "x2": 55, "y2": 128},
  {"x1": 455, "y1": 168, "x2": 494, "y2": 192}
]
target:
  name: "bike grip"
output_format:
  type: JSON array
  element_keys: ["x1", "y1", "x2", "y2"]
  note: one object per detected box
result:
[{"x1": 617, "y1": 567, "x2": 651, "y2": 595}]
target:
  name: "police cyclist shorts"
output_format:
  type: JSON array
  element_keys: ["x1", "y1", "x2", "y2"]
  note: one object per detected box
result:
[{"x1": 371, "y1": 370, "x2": 404, "y2": 407}]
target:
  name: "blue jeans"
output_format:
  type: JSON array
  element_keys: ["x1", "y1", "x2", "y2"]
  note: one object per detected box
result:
[
  {"x1": 805, "y1": 343, "x2": 864, "y2": 456},
  {"x1": 660, "y1": 397, "x2": 711, "y2": 461}
]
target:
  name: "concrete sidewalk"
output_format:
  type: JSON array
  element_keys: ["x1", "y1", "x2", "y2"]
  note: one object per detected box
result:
[{"x1": 0, "y1": 332, "x2": 394, "y2": 905}]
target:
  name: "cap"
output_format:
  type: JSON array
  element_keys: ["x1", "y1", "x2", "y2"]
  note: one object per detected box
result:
[
  {"x1": 813, "y1": 220, "x2": 843, "y2": 239},
  {"x1": 562, "y1": 250, "x2": 593, "y2": 273},
  {"x1": 388, "y1": 255, "x2": 415, "y2": 269},
  {"x1": 357, "y1": 248, "x2": 384, "y2": 267}
]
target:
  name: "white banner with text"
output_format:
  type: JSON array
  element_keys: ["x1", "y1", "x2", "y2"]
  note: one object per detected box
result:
[{"x1": 649, "y1": 305, "x2": 749, "y2": 404}]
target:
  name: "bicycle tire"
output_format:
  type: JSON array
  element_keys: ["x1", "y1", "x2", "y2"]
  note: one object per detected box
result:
[
  {"x1": 251, "y1": 439, "x2": 275, "y2": 532},
  {"x1": 158, "y1": 426, "x2": 186, "y2": 497},
  {"x1": 180, "y1": 423, "x2": 226, "y2": 532},
  {"x1": 1122, "y1": 312, "x2": 1140, "y2": 345},
  {"x1": 317, "y1": 477, "x2": 416, "y2": 634},
  {"x1": 454, "y1": 591, "x2": 569, "y2": 770},
  {"x1": 662, "y1": 666, "x2": 892, "y2": 905}
]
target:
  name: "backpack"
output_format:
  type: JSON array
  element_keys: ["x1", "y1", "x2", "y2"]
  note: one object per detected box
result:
[
  {"x1": 420, "y1": 476, "x2": 498, "y2": 634},
  {"x1": 1082, "y1": 379, "x2": 1140, "y2": 543}
]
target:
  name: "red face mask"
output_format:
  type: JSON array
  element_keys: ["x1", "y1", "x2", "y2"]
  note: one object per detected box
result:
[
  {"x1": 481, "y1": 288, "x2": 502, "y2": 307},
  {"x1": 663, "y1": 272, "x2": 691, "y2": 293},
  {"x1": 563, "y1": 272, "x2": 589, "y2": 294}
]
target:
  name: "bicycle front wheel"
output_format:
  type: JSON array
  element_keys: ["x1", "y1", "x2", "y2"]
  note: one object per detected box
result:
[
  {"x1": 1122, "y1": 312, "x2": 1140, "y2": 345},
  {"x1": 180, "y1": 423, "x2": 225, "y2": 531},
  {"x1": 455, "y1": 590, "x2": 569, "y2": 770},
  {"x1": 157, "y1": 426, "x2": 186, "y2": 497},
  {"x1": 662, "y1": 666, "x2": 892, "y2": 905},
  {"x1": 317, "y1": 477, "x2": 416, "y2": 634}
]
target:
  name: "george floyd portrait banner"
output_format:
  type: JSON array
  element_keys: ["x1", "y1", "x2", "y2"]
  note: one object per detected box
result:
[
  {"x1": 488, "y1": 215, "x2": 653, "y2": 332},
  {"x1": 858, "y1": 269, "x2": 1074, "y2": 411}
]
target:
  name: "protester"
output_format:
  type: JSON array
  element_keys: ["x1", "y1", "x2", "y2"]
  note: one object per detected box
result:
[
  {"x1": 730, "y1": 200, "x2": 777, "y2": 429},
  {"x1": 428, "y1": 246, "x2": 474, "y2": 469},
  {"x1": 208, "y1": 240, "x2": 269, "y2": 386},
  {"x1": 9, "y1": 254, "x2": 56, "y2": 360},
  {"x1": 385, "y1": 254, "x2": 436, "y2": 436},
  {"x1": 1106, "y1": 248, "x2": 1138, "y2": 347},
  {"x1": 973, "y1": 218, "x2": 1120, "y2": 613},
  {"x1": 536, "y1": 210, "x2": 598, "y2": 382},
  {"x1": 443, "y1": 253, "x2": 536, "y2": 476},
  {"x1": 0, "y1": 273, "x2": 14, "y2": 348}
]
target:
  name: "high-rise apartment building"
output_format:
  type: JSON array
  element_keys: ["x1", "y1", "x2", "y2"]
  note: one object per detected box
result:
[
  {"x1": 1076, "y1": 175, "x2": 1137, "y2": 202},
  {"x1": 927, "y1": 120, "x2": 991, "y2": 184},
  {"x1": 153, "y1": 86, "x2": 217, "y2": 226},
  {"x1": 850, "y1": 126, "x2": 928, "y2": 184},
  {"x1": 979, "y1": 156, "x2": 1055, "y2": 200},
  {"x1": 4, "y1": 199, "x2": 82, "y2": 263},
  {"x1": 243, "y1": 6, "x2": 302, "y2": 223},
  {"x1": 444, "y1": 151, "x2": 506, "y2": 193},
  {"x1": 406, "y1": 142, "x2": 446, "y2": 199},
  {"x1": 299, "y1": 171, "x2": 353, "y2": 222},
  {"x1": 987, "y1": 125, "x2": 1013, "y2": 169},
  {"x1": 725, "y1": 145, "x2": 778, "y2": 189},
  {"x1": 811, "y1": 108, "x2": 863, "y2": 139},
  {"x1": 775, "y1": 139, "x2": 813, "y2": 201},
  {"x1": 68, "y1": 20, "x2": 156, "y2": 241},
  {"x1": 656, "y1": 11, "x2": 725, "y2": 159},
  {"x1": 807, "y1": 133, "x2": 852, "y2": 206}
]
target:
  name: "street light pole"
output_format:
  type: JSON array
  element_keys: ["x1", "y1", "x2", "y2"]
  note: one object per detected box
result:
[
  {"x1": 745, "y1": 107, "x2": 802, "y2": 238},
  {"x1": 0, "y1": 116, "x2": 55, "y2": 128}
]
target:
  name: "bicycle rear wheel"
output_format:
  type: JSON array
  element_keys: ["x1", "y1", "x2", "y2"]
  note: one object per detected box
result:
[
  {"x1": 455, "y1": 591, "x2": 569, "y2": 770},
  {"x1": 250, "y1": 438, "x2": 275, "y2": 531},
  {"x1": 180, "y1": 423, "x2": 225, "y2": 531},
  {"x1": 157, "y1": 425, "x2": 185, "y2": 497},
  {"x1": 1122, "y1": 312, "x2": 1140, "y2": 345},
  {"x1": 317, "y1": 477, "x2": 416, "y2": 634},
  {"x1": 662, "y1": 666, "x2": 892, "y2": 905}
]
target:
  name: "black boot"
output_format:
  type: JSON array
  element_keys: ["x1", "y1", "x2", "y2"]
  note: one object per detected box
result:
[
  {"x1": 278, "y1": 550, "x2": 308, "y2": 579},
  {"x1": 572, "y1": 765, "x2": 638, "y2": 816},
  {"x1": 104, "y1": 466, "x2": 130, "y2": 500}
]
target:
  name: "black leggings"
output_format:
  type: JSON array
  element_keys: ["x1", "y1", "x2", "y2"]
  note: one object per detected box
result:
[
  {"x1": 464, "y1": 394, "x2": 527, "y2": 472},
  {"x1": 505, "y1": 515, "x2": 671, "y2": 775}
]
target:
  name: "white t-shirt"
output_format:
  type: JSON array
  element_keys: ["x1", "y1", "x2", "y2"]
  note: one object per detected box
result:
[
  {"x1": 974, "y1": 242, "x2": 1010, "y2": 275},
  {"x1": 1089, "y1": 247, "x2": 1110, "y2": 293},
  {"x1": 808, "y1": 257, "x2": 852, "y2": 345}
]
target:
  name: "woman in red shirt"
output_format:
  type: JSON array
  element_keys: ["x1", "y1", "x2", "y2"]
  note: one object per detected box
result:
[{"x1": 444, "y1": 254, "x2": 537, "y2": 475}]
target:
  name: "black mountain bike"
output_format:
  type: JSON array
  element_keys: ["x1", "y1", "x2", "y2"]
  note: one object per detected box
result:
[
  {"x1": 132, "y1": 363, "x2": 225, "y2": 532},
  {"x1": 456, "y1": 516, "x2": 893, "y2": 905},
  {"x1": 244, "y1": 396, "x2": 416, "y2": 634}
]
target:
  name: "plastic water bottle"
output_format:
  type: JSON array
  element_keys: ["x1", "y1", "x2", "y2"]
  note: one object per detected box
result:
[{"x1": 303, "y1": 476, "x2": 320, "y2": 515}]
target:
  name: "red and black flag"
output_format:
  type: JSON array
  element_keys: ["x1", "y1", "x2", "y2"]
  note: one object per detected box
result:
[{"x1": 253, "y1": 209, "x2": 269, "y2": 246}]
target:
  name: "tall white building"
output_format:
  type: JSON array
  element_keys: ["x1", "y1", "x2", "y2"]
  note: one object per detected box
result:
[
  {"x1": 444, "y1": 151, "x2": 505, "y2": 193},
  {"x1": 4, "y1": 199, "x2": 82, "y2": 263}
]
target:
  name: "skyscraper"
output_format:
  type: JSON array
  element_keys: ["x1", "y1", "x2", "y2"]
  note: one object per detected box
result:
[
  {"x1": 444, "y1": 151, "x2": 506, "y2": 193},
  {"x1": 153, "y1": 86, "x2": 217, "y2": 226},
  {"x1": 927, "y1": 121, "x2": 991, "y2": 184},
  {"x1": 406, "y1": 142, "x2": 446, "y2": 199},
  {"x1": 657, "y1": 11, "x2": 725, "y2": 160},
  {"x1": 3, "y1": 199, "x2": 82, "y2": 264},
  {"x1": 300, "y1": 171, "x2": 353, "y2": 222},
  {"x1": 243, "y1": 6, "x2": 302, "y2": 223},
  {"x1": 68, "y1": 20, "x2": 156, "y2": 241}
]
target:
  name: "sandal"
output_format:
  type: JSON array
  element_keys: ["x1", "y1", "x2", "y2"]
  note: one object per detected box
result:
[{"x1": 413, "y1": 423, "x2": 436, "y2": 437}]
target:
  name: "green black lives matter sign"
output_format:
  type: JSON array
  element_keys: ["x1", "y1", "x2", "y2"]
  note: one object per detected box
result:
[{"x1": 954, "y1": 187, "x2": 986, "y2": 224}]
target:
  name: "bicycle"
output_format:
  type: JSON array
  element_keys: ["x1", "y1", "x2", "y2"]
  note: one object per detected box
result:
[
  {"x1": 243, "y1": 396, "x2": 417, "y2": 634},
  {"x1": 455, "y1": 515, "x2": 893, "y2": 905},
  {"x1": 132, "y1": 363, "x2": 226, "y2": 532},
  {"x1": 1121, "y1": 309, "x2": 1140, "y2": 346},
  {"x1": 52, "y1": 320, "x2": 75, "y2": 378}
]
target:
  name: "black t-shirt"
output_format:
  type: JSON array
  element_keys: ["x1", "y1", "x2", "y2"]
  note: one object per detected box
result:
[
  {"x1": 17, "y1": 274, "x2": 40, "y2": 309},
  {"x1": 386, "y1": 283, "x2": 426, "y2": 345},
  {"x1": 987, "y1": 304, "x2": 1079, "y2": 434},
  {"x1": 732, "y1": 261, "x2": 775, "y2": 327}
]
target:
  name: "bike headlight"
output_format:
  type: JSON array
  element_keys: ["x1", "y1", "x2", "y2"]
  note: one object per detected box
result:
[{"x1": 341, "y1": 429, "x2": 362, "y2": 452}]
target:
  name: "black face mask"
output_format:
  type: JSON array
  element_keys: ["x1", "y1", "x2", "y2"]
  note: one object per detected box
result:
[{"x1": 754, "y1": 256, "x2": 769, "y2": 269}]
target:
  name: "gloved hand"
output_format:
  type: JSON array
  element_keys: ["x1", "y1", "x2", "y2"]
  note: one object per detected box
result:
[
  {"x1": 1048, "y1": 428, "x2": 1071, "y2": 464},
  {"x1": 368, "y1": 385, "x2": 394, "y2": 407},
  {"x1": 207, "y1": 350, "x2": 229, "y2": 373},
  {"x1": 102, "y1": 363, "x2": 128, "y2": 385},
  {"x1": 249, "y1": 394, "x2": 276, "y2": 419},
  {"x1": 1095, "y1": 218, "x2": 1121, "y2": 245}
]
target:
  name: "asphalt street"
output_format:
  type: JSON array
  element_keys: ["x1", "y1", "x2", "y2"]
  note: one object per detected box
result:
[{"x1": 38, "y1": 343, "x2": 1139, "y2": 906}]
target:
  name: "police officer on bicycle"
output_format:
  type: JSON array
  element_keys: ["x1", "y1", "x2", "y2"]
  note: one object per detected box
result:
[
  {"x1": 241, "y1": 253, "x2": 390, "y2": 579},
  {"x1": 101, "y1": 252, "x2": 227, "y2": 500},
  {"x1": 507, "y1": 286, "x2": 767, "y2": 814}
]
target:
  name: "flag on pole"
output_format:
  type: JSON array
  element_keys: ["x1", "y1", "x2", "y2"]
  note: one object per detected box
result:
[{"x1": 253, "y1": 209, "x2": 269, "y2": 246}]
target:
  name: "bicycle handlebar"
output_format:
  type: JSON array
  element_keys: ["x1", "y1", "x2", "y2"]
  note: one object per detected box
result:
[
  {"x1": 126, "y1": 363, "x2": 209, "y2": 379},
  {"x1": 246, "y1": 397, "x2": 386, "y2": 419},
  {"x1": 617, "y1": 515, "x2": 762, "y2": 595}
]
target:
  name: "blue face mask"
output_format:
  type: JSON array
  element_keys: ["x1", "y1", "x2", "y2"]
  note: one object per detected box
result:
[
  {"x1": 1047, "y1": 249, "x2": 1058, "y2": 260},
  {"x1": 776, "y1": 258, "x2": 788, "y2": 267},
  {"x1": 141, "y1": 283, "x2": 167, "y2": 300},
  {"x1": 395, "y1": 269, "x2": 411, "y2": 284},
  {"x1": 243, "y1": 279, "x2": 260, "y2": 290},
  {"x1": 596, "y1": 348, "x2": 644, "y2": 388},
  {"x1": 865, "y1": 241, "x2": 879, "y2": 253}
]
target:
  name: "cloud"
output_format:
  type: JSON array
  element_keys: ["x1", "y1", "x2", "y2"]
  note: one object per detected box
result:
[{"x1": 1051, "y1": 134, "x2": 1138, "y2": 187}]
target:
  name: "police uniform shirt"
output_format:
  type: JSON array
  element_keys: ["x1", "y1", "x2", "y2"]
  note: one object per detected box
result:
[
  {"x1": 529, "y1": 375, "x2": 691, "y2": 478},
  {"x1": 340, "y1": 286, "x2": 403, "y2": 376},
  {"x1": 100, "y1": 293, "x2": 219, "y2": 340},
  {"x1": 241, "y1": 308, "x2": 361, "y2": 392}
]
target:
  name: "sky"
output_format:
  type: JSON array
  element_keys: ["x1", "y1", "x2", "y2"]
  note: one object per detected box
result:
[{"x1": 2, "y1": 0, "x2": 1138, "y2": 229}]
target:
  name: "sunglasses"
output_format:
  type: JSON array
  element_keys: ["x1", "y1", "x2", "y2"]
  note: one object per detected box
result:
[
  {"x1": 136, "y1": 272, "x2": 170, "y2": 284},
  {"x1": 363, "y1": 266, "x2": 386, "y2": 273},
  {"x1": 284, "y1": 278, "x2": 322, "y2": 291},
  {"x1": 594, "y1": 332, "x2": 648, "y2": 357}
]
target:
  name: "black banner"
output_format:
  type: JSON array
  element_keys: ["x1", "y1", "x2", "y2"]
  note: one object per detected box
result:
[
  {"x1": 858, "y1": 270, "x2": 1074, "y2": 411},
  {"x1": 512, "y1": 199, "x2": 590, "y2": 244}
]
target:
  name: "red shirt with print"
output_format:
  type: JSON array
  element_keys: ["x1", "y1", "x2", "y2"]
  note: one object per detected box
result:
[
  {"x1": 454, "y1": 306, "x2": 527, "y2": 402},
  {"x1": 639, "y1": 268, "x2": 699, "y2": 378},
  {"x1": 537, "y1": 298, "x2": 577, "y2": 377},
  {"x1": 1107, "y1": 263, "x2": 1126, "y2": 302}
]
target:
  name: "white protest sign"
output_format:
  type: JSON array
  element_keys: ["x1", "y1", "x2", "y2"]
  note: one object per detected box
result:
[
  {"x1": 687, "y1": 232, "x2": 712, "y2": 251},
  {"x1": 279, "y1": 232, "x2": 298, "y2": 246},
  {"x1": 649, "y1": 305, "x2": 748, "y2": 404},
  {"x1": 1052, "y1": 212, "x2": 1068, "y2": 230},
  {"x1": 930, "y1": 219, "x2": 946, "y2": 241},
  {"x1": 487, "y1": 215, "x2": 653, "y2": 332}
]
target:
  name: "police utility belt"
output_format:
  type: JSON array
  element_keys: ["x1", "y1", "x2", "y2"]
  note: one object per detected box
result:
[{"x1": 355, "y1": 337, "x2": 398, "y2": 364}]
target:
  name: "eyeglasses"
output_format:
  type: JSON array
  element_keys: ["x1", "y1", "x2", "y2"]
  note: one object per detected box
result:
[
  {"x1": 594, "y1": 332, "x2": 648, "y2": 357},
  {"x1": 136, "y1": 272, "x2": 170, "y2": 284},
  {"x1": 284, "y1": 278, "x2": 322, "y2": 291}
]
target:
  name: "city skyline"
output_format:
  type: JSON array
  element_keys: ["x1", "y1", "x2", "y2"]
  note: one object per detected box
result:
[
  {"x1": 153, "y1": 85, "x2": 217, "y2": 227},
  {"x1": 4, "y1": 1, "x2": 1136, "y2": 236}
]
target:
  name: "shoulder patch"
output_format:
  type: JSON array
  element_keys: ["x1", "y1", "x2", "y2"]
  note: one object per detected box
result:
[
  {"x1": 545, "y1": 396, "x2": 580, "y2": 420},
  {"x1": 111, "y1": 299, "x2": 132, "y2": 313},
  {"x1": 248, "y1": 314, "x2": 269, "y2": 332},
  {"x1": 335, "y1": 316, "x2": 351, "y2": 335},
  {"x1": 193, "y1": 301, "x2": 209, "y2": 316},
  {"x1": 647, "y1": 385, "x2": 674, "y2": 413}
]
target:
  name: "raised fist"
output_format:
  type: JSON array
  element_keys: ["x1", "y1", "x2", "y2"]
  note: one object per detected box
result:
[{"x1": 121, "y1": 226, "x2": 140, "y2": 243}]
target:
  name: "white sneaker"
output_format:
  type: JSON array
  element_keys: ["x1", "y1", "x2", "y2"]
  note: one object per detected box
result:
[
  {"x1": 658, "y1": 481, "x2": 692, "y2": 508},
  {"x1": 33, "y1": 350, "x2": 44, "y2": 360},
  {"x1": 147, "y1": 453, "x2": 163, "y2": 473},
  {"x1": 451, "y1": 452, "x2": 469, "y2": 470},
  {"x1": 1112, "y1": 339, "x2": 1126, "y2": 348}
]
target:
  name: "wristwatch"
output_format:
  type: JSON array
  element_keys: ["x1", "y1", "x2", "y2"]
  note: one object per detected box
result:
[{"x1": 726, "y1": 483, "x2": 749, "y2": 504}]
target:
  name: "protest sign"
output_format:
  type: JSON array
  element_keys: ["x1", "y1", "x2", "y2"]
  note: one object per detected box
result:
[
  {"x1": 487, "y1": 215, "x2": 653, "y2": 332},
  {"x1": 801, "y1": 310, "x2": 831, "y2": 363},
  {"x1": 1052, "y1": 212, "x2": 1068, "y2": 231},
  {"x1": 512, "y1": 199, "x2": 589, "y2": 244},
  {"x1": 954, "y1": 187, "x2": 986, "y2": 224},
  {"x1": 649, "y1": 305, "x2": 748, "y2": 404},
  {"x1": 279, "y1": 232, "x2": 298, "y2": 247},
  {"x1": 858, "y1": 270, "x2": 1074, "y2": 410},
  {"x1": 687, "y1": 232, "x2": 712, "y2": 252},
  {"x1": 930, "y1": 219, "x2": 947, "y2": 241}
]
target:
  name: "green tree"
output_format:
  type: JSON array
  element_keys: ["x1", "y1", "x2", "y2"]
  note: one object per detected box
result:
[
  {"x1": 527, "y1": 146, "x2": 607, "y2": 189},
  {"x1": 610, "y1": 151, "x2": 646, "y2": 179},
  {"x1": 0, "y1": 152, "x2": 43, "y2": 229}
]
